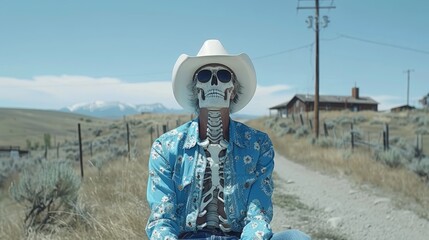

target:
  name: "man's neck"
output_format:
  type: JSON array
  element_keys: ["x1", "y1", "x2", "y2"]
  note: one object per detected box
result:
[{"x1": 198, "y1": 108, "x2": 230, "y2": 141}]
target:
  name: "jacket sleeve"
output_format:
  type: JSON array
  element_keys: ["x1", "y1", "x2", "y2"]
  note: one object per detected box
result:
[
  {"x1": 145, "y1": 139, "x2": 179, "y2": 240},
  {"x1": 241, "y1": 133, "x2": 275, "y2": 240}
]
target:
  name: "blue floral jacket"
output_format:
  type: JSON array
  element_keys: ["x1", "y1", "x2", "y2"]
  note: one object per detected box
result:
[{"x1": 146, "y1": 118, "x2": 275, "y2": 240}]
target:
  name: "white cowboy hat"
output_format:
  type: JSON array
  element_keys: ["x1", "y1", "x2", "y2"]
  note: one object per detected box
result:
[{"x1": 172, "y1": 39, "x2": 257, "y2": 113}]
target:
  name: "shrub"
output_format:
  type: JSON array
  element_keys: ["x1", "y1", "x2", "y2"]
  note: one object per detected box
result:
[
  {"x1": 275, "y1": 122, "x2": 295, "y2": 136},
  {"x1": 336, "y1": 116, "x2": 352, "y2": 126},
  {"x1": 10, "y1": 160, "x2": 81, "y2": 233},
  {"x1": 314, "y1": 137, "x2": 345, "y2": 149},
  {"x1": 353, "y1": 115, "x2": 367, "y2": 124},
  {"x1": 374, "y1": 149, "x2": 402, "y2": 168},
  {"x1": 324, "y1": 121, "x2": 335, "y2": 130},
  {"x1": 0, "y1": 157, "x2": 14, "y2": 188},
  {"x1": 93, "y1": 128, "x2": 103, "y2": 137},
  {"x1": 393, "y1": 138, "x2": 415, "y2": 161},
  {"x1": 409, "y1": 157, "x2": 429, "y2": 179},
  {"x1": 411, "y1": 115, "x2": 429, "y2": 127},
  {"x1": 89, "y1": 155, "x2": 106, "y2": 175},
  {"x1": 370, "y1": 119, "x2": 384, "y2": 125},
  {"x1": 415, "y1": 127, "x2": 429, "y2": 135},
  {"x1": 264, "y1": 117, "x2": 281, "y2": 129},
  {"x1": 315, "y1": 137, "x2": 335, "y2": 148},
  {"x1": 294, "y1": 126, "x2": 309, "y2": 139}
]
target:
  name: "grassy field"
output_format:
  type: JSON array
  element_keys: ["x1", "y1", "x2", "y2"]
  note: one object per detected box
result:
[
  {"x1": 0, "y1": 108, "x2": 110, "y2": 147},
  {"x1": 0, "y1": 108, "x2": 428, "y2": 239},
  {"x1": 0, "y1": 109, "x2": 190, "y2": 239}
]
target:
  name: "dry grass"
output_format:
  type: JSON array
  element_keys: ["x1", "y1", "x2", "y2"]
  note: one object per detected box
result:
[
  {"x1": 1, "y1": 152, "x2": 151, "y2": 240},
  {"x1": 247, "y1": 111, "x2": 429, "y2": 219},
  {"x1": 0, "y1": 112, "x2": 194, "y2": 240},
  {"x1": 0, "y1": 112, "x2": 195, "y2": 239}
]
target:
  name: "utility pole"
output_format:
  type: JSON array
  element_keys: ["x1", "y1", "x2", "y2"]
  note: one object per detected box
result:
[
  {"x1": 404, "y1": 69, "x2": 414, "y2": 106},
  {"x1": 297, "y1": 0, "x2": 335, "y2": 139}
]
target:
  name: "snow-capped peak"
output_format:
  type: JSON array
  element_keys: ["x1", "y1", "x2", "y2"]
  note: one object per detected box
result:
[
  {"x1": 62, "y1": 101, "x2": 179, "y2": 118},
  {"x1": 67, "y1": 101, "x2": 136, "y2": 112}
]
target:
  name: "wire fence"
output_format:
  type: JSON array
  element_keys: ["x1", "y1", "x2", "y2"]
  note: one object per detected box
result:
[
  {"x1": 287, "y1": 112, "x2": 427, "y2": 155},
  {"x1": 0, "y1": 114, "x2": 193, "y2": 183}
]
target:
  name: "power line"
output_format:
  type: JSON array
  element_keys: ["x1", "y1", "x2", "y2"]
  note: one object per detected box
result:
[
  {"x1": 253, "y1": 43, "x2": 314, "y2": 60},
  {"x1": 339, "y1": 34, "x2": 429, "y2": 55}
]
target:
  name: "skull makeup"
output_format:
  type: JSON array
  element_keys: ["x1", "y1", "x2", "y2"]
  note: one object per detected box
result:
[{"x1": 195, "y1": 64, "x2": 235, "y2": 110}]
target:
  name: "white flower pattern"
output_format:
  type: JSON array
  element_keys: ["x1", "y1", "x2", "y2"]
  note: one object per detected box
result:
[
  {"x1": 243, "y1": 155, "x2": 252, "y2": 164},
  {"x1": 254, "y1": 142, "x2": 260, "y2": 150}
]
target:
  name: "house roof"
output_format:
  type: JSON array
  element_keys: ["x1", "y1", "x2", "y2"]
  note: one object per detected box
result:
[
  {"x1": 294, "y1": 94, "x2": 379, "y2": 105},
  {"x1": 269, "y1": 101, "x2": 288, "y2": 110},
  {"x1": 269, "y1": 93, "x2": 379, "y2": 109},
  {"x1": 391, "y1": 104, "x2": 415, "y2": 110}
]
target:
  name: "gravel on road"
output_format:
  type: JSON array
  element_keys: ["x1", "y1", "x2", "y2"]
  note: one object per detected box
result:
[{"x1": 270, "y1": 153, "x2": 429, "y2": 240}]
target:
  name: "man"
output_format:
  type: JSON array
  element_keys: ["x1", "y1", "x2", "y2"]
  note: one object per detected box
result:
[{"x1": 146, "y1": 40, "x2": 310, "y2": 240}]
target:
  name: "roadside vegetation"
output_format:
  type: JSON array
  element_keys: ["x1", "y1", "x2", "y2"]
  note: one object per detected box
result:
[
  {"x1": 1, "y1": 109, "x2": 428, "y2": 239},
  {"x1": 247, "y1": 110, "x2": 429, "y2": 220}
]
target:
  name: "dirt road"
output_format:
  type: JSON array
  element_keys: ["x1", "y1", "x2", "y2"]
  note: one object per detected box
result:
[{"x1": 270, "y1": 153, "x2": 429, "y2": 240}]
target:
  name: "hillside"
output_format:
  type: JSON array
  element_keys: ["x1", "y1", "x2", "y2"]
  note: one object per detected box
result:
[{"x1": 0, "y1": 108, "x2": 110, "y2": 147}]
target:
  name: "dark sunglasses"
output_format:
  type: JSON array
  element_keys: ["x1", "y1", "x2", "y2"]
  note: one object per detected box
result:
[{"x1": 196, "y1": 68, "x2": 233, "y2": 83}]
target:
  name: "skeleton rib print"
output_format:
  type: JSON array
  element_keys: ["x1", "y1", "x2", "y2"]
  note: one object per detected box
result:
[{"x1": 196, "y1": 110, "x2": 231, "y2": 232}]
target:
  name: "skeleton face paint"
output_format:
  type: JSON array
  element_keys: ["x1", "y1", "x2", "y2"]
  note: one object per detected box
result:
[{"x1": 195, "y1": 65, "x2": 235, "y2": 110}]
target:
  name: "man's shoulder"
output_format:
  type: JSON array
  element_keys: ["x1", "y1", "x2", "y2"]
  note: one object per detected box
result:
[
  {"x1": 232, "y1": 120, "x2": 270, "y2": 140},
  {"x1": 157, "y1": 120, "x2": 196, "y2": 141},
  {"x1": 233, "y1": 120, "x2": 266, "y2": 134}
]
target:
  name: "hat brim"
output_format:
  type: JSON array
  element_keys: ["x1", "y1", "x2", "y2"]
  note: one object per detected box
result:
[{"x1": 172, "y1": 53, "x2": 257, "y2": 114}]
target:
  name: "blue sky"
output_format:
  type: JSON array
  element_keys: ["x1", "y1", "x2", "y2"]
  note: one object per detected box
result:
[{"x1": 0, "y1": 0, "x2": 428, "y2": 115}]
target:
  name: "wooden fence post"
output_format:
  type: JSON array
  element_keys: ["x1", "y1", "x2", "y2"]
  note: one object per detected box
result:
[
  {"x1": 323, "y1": 122, "x2": 328, "y2": 137},
  {"x1": 156, "y1": 124, "x2": 160, "y2": 138},
  {"x1": 367, "y1": 133, "x2": 371, "y2": 152},
  {"x1": 292, "y1": 114, "x2": 295, "y2": 124},
  {"x1": 78, "y1": 123, "x2": 84, "y2": 179},
  {"x1": 350, "y1": 123, "x2": 354, "y2": 151},
  {"x1": 150, "y1": 126, "x2": 154, "y2": 144},
  {"x1": 162, "y1": 125, "x2": 167, "y2": 134},
  {"x1": 299, "y1": 114, "x2": 304, "y2": 126},
  {"x1": 90, "y1": 142, "x2": 93, "y2": 157},
  {"x1": 309, "y1": 119, "x2": 313, "y2": 130},
  {"x1": 416, "y1": 134, "x2": 423, "y2": 154},
  {"x1": 126, "y1": 123, "x2": 130, "y2": 161},
  {"x1": 44, "y1": 145, "x2": 48, "y2": 160},
  {"x1": 384, "y1": 123, "x2": 389, "y2": 150},
  {"x1": 383, "y1": 131, "x2": 387, "y2": 151},
  {"x1": 416, "y1": 135, "x2": 419, "y2": 150}
]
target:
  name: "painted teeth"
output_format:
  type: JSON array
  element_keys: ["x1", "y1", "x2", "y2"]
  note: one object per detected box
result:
[{"x1": 205, "y1": 90, "x2": 224, "y2": 98}]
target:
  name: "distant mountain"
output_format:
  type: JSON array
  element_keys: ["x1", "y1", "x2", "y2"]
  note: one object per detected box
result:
[{"x1": 60, "y1": 101, "x2": 184, "y2": 118}]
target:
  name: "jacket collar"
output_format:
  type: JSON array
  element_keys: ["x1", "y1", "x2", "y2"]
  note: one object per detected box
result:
[{"x1": 183, "y1": 118, "x2": 245, "y2": 149}]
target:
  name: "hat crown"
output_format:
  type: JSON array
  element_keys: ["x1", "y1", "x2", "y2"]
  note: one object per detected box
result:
[{"x1": 197, "y1": 39, "x2": 229, "y2": 56}]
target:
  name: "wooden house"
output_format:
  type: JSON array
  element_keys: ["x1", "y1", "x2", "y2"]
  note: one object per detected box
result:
[
  {"x1": 390, "y1": 105, "x2": 416, "y2": 112},
  {"x1": 270, "y1": 87, "x2": 378, "y2": 117}
]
